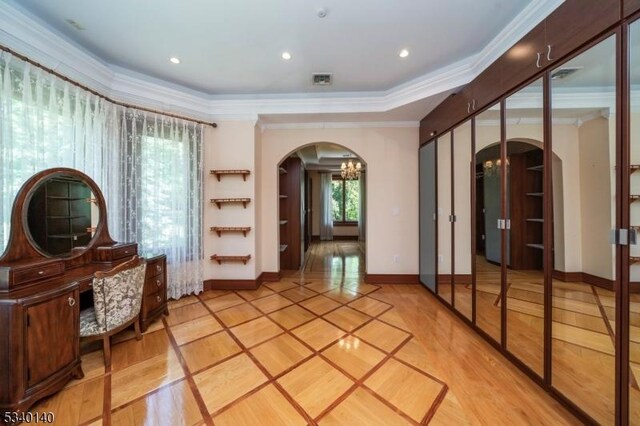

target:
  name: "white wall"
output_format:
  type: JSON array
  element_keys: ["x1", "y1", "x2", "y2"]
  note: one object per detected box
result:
[
  {"x1": 203, "y1": 121, "x2": 259, "y2": 280},
  {"x1": 259, "y1": 126, "x2": 419, "y2": 275}
]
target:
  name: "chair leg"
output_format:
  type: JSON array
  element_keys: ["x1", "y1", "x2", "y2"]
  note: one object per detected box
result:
[
  {"x1": 134, "y1": 318, "x2": 142, "y2": 341},
  {"x1": 103, "y1": 336, "x2": 111, "y2": 368}
]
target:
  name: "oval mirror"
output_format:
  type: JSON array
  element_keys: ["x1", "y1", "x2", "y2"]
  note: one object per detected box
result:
[{"x1": 25, "y1": 174, "x2": 100, "y2": 257}]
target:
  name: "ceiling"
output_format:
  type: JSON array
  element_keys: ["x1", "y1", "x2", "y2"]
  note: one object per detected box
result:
[
  {"x1": 14, "y1": 0, "x2": 533, "y2": 96},
  {"x1": 295, "y1": 143, "x2": 363, "y2": 171}
]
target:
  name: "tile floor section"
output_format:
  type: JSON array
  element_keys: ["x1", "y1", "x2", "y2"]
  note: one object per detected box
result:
[{"x1": 28, "y1": 277, "x2": 468, "y2": 425}]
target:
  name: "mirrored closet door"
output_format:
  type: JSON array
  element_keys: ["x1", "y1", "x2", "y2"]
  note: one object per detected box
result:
[
  {"x1": 628, "y1": 19, "x2": 640, "y2": 425},
  {"x1": 419, "y1": 141, "x2": 438, "y2": 293},
  {"x1": 504, "y1": 78, "x2": 545, "y2": 377},
  {"x1": 453, "y1": 120, "x2": 473, "y2": 320},
  {"x1": 437, "y1": 132, "x2": 453, "y2": 305},
  {"x1": 550, "y1": 35, "x2": 617, "y2": 425},
  {"x1": 474, "y1": 103, "x2": 503, "y2": 342}
]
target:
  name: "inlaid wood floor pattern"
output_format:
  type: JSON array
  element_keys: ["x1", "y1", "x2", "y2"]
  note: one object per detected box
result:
[{"x1": 24, "y1": 273, "x2": 463, "y2": 423}]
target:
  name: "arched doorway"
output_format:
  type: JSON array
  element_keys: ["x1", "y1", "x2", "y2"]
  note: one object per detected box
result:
[{"x1": 276, "y1": 142, "x2": 367, "y2": 279}]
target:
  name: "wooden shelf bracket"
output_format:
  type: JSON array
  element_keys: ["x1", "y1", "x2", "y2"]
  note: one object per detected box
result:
[
  {"x1": 210, "y1": 226, "x2": 251, "y2": 237},
  {"x1": 210, "y1": 198, "x2": 251, "y2": 209},
  {"x1": 211, "y1": 254, "x2": 251, "y2": 265}
]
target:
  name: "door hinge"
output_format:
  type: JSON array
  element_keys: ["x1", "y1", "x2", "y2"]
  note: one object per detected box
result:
[
  {"x1": 506, "y1": 219, "x2": 511, "y2": 230},
  {"x1": 497, "y1": 219, "x2": 505, "y2": 229}
]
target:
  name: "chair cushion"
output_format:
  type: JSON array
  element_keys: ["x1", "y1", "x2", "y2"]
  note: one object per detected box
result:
[{"x1": 79, "y1": 307, "x2": 104, "y2": 337}]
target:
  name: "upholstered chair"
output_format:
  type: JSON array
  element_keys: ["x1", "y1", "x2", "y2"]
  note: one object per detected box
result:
[{"x1": 79, "y1": 256, "x2": 147, "y2": 367}]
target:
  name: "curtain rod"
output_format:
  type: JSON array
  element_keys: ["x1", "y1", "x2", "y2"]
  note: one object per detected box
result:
[{"x1": 0, "y1": 44, "x2": 217, "y2": 128}]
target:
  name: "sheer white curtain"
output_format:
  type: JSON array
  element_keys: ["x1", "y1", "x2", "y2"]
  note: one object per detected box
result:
[
  {"x1": 319, "y1": 172, "x2": 334, "y2": 241},
  {"x1": 358, "y1": 172, "x2": 366, "y2": 242},
  {"x1": 0, "y1": 50, "x2": 203, "y2": 298}
]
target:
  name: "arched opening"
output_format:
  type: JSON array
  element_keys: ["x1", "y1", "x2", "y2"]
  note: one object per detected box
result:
[{"x1": 276, "y1": 142, "x2": 368, "y2": 279}]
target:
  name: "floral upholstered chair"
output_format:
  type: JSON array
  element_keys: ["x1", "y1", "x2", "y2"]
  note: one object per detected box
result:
[{"x1": 80, "y1": 256, "x2": 147, "y2": 367}]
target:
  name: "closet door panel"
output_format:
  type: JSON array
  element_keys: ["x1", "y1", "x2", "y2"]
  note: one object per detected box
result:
[
  {"x1": 437, "y1": 132, "x2": 453, "y2": 305},
  {"x1": 550, "y1": 35, "x2": 617, "y2": 425},
  {"x1": 453, "y1": 121, "x2": 473, "y2": 320},
  {"x1": 419, "y1": 141, "x2": 438, "y2": 293},
  {"x1": 504, "y1": 78, "x2": 545, "y2": 377},
  {"x1": 474, "y1": 104, "x2": 503, "y2": 342},
  {"x1": 628, "y1": 18, "x2": 640, "y2": 425}
]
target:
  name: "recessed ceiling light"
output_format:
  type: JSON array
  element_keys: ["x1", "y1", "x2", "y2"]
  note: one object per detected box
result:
[
  {"x1": 169, "y1": 57, "x2": 181, "y2": 64},
  {"x1": 282, "y1": 51, "x2": 292, "y2": 60},
  {"x1": 399, "y1": 49, "x2": 410, "y2": 58}
]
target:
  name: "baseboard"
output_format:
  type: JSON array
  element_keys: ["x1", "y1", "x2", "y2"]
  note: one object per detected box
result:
[
  {"x1": 552, "y1": 270, "x2": 614, "y2": 291},
  {"x1": 258, "y1": 271, "x2": 281, "y2": 282},
  {"x1": 204, "y1": 279, "x2": 260, "y2": 291},
  {"x1": 437, "y1": 274, "x2": 472, "y2": 285},
  {"x1": 364, "y1": 274, "x2": 419, "y2": 284}
]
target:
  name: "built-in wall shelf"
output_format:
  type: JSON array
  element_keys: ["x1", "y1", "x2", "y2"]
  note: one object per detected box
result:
[
  {"x1": 210, "y1": 226, "x2": 251, "y2": 237},
  {"x1": 631, "y1": 165, "x2": 640, "y2": 174},
  {"x1": 211, "y1": 198, "x2": 251, "y2": 209},
  {"x1": 279, "y1": 195, "x2": 288, "y2": 199},
  {"x1": 526, "y1": 243, "x2": 544, "y2": 250},
  {"x1": 210, "y1": 170, "x2": 251, "y2": 181},
  {"x1": 279, "y1": 220, "x2": 288, "y2": 225},
  {"x1": 211, "y1": 254, "x2": 251, "y2": 265},
  {"x1": 279, "y1": 167, "x2": 287, "y2": 175},
  {"x1": 526, "y1": 192, "x2": 544, "y2": 197},
  {"x1": 631, "y1": 195, "x2": 640, "y2": 203},
  {"x1": 280, "y1": 244, "x2": 288, "y2": 252},
  {"x1": 526, "y1": 218, "x2": 544, "y2": 223},
  {"x1": 527, "y1": 165, "x2": 544, "y2": 172}
]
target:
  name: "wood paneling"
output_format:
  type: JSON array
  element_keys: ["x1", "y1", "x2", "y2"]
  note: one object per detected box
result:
[
  {"x1": 625, "y1": 0, "x2": 640, "y2": 18},
  {"x1": 544, "y1": 0, "x2": 620, "y2": 65},
  {"x1": 501, "y1": 22, "x2": 546, "y2": 94}
]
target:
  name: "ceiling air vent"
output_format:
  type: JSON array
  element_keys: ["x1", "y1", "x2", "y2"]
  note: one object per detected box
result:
[
  {"x1": 313, "y1": 74, "x2": 332, "y2": 86},
  {"x1": 551, "y1": 66, "x2": 582, "y2": 80}
]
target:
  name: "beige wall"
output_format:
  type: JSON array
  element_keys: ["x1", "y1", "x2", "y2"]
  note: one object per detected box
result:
[
  {"x1": 259, "y1": 126, "x2": 419, "y2": 275},
  {"x1": 203, "y1": 121, "x2": 259, "y2": 280}
]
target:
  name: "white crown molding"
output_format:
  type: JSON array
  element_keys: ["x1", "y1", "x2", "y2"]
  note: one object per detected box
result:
[
  {"x1": 0, "y1": 0, "x2": 562, "y2": 121},
  {"x1": 261, "y1": 121, "x2": 419, "y2": 131}
]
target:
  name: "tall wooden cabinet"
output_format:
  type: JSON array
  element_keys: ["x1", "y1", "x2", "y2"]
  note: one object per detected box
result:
[
  {"x1": 279, "y1": 157, "x2": 303, "y2": 270},
  {"x1": 419, "y1": 1, "x2": 640, "y2": 424}
]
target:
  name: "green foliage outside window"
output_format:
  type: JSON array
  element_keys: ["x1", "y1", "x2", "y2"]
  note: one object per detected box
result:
[{"x1": 331, "y1": 178, "x2": 359, "y2": 222}]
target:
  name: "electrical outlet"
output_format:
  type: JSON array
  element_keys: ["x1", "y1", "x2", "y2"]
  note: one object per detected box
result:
[
  {"x1": 438, "y1": 255, "x2": 443, "y2": 263},
  {"x1": 393, "y1": 255, "x2": 400, "y2": 263}
]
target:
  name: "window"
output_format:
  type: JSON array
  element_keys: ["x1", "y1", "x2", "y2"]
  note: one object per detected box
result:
[{"x1": 331, "y1": 177, "x2": 360, "y2": 224}]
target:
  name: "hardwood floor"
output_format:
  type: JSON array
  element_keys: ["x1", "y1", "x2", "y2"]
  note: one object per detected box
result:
[{"x1": 23, "y1": 242, "x2": 582, "y2": 425}]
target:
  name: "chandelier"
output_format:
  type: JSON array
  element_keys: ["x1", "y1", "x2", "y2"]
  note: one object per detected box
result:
[
  {"x1": 483, "y1": 158, "x2": 509, "y2": 177},
  {"x1": 341, "y1": 159, "x2": 362, "y2": 180}
]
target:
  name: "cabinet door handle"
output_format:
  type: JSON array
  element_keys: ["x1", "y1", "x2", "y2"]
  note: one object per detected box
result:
[
  {"x1": 156, "y1": 265, "x2": 162, "y2": 273},
  {"x1": 536, "y1": 52, "x2": 542, "y2": 68},
  {"x1": 467, "y1": 103, "x2": 471, "y2": 114},
  {"x1": 68, "y1": 297, "x2": 76, "y2": 307},
  {"x1": 546, "y1": 44, "x2": 553, "y2": 61},
  {"x1": 156, "y1": 279, "x2": 162, "y2": 287},
  {"x1": 156, "y1": 295, "x2": 162, "y2": 303},
  {"x1": 472, "y1": 99, "x2": 476, "y2": 111}
]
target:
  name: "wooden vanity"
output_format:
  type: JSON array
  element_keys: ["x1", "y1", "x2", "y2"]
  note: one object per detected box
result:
[{"x1": 0, "y1": 168, "x2": 167, "y2": 416}]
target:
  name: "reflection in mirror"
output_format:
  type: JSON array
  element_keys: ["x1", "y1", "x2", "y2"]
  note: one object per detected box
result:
[
  {"x1": 474, "y1": 103, "x2": 502, "y2": 342},
  {"x1": 437, "y1": 132, "x2": 452, "y2": 305},
  {"x1": 453, "y1": 121, "x2": 473, "y2": 320},
  {"x1": 419, "y1": 141, "x2": 438, "y2": 293},
  {"x1": 629, "y1": 20, "x2": 640, "y2": 425},
  {"x1": 26, "y1": 175, "x2": 99, "y2": 257},
  {"x1": 551, "y1": 35, "x2": 616, "y2": 424},
  {"x1": 504, "y1": 78, "x2": 544, "y2": 376}
]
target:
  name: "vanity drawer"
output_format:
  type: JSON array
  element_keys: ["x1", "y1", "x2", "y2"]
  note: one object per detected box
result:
[
  {"x1": 12, "y1": 261, "x2": 65, "y2": 286},
  {"x1": 94, "y1": 243, "x2": 137, "y2": 262},
  {"x1": 144, "y1": 291, "x2": 165, "y2": 312},
  {"x1": 146, "y1": 258, "x2": 165, "y2": 278},
  {"x1": 145, "y1": 274, "x2": 165, "y2": 296}
]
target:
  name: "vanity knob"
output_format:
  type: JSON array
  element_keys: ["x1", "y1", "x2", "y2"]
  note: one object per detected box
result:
[
  {"x1": 68, "y1": 297, "x2": 76, "y2": 307},
  {"x1": 156, "y1": 295, "x2": 162, "y2": 303},
  {"x1": 38, "y1": 271, "x2": 44, "y2": 275},
  {"x1": 124, "y1": 250, "x2": 130, "y2": 254},
  {"x1": 156, "y1": 265, "x2": 162, "y2": 273},
  {"x1": 156, "y1": 279, "x2": 161, "y2": 287}
]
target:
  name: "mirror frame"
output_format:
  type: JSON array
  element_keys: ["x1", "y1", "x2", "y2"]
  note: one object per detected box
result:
[{"x1": 0, "y1": 167, "x2": 115, "y2": 264}]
